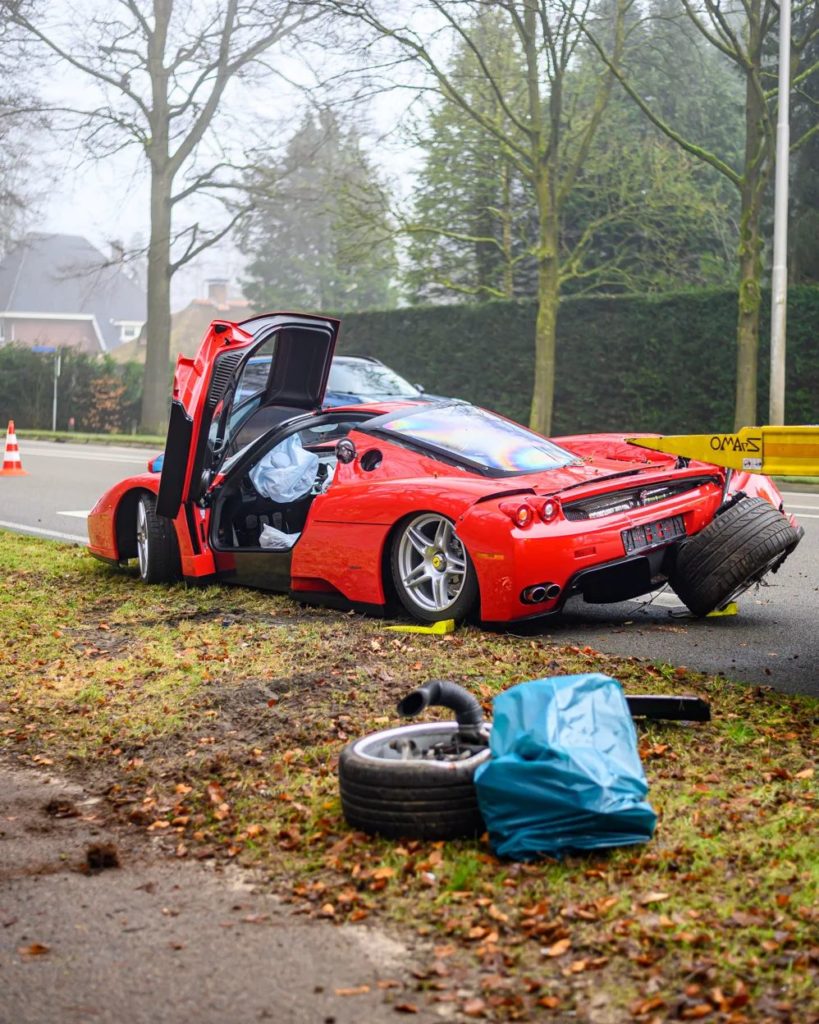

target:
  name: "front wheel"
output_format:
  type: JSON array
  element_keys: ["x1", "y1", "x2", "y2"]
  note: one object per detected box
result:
[
  {"x1": 136, "y1": 493, "x2": 180, "y2": 583},
  {"x1": 390, "y1": 512, "x2": 478, "y2": 623}
]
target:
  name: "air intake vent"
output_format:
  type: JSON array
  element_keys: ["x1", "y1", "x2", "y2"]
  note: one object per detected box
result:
[
  {"x1": 206, "y1": 352, "x2": 243, "y2": 410},
  {"x1": 563, "y1": 476, "x2": 718, "y2": 521}
]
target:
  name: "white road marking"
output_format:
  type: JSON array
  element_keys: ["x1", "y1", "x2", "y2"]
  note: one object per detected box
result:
[
  {"x1": 0, "y1": 519, "x2": 87, "y2": 543},
  {"x1": 57, "y1": 510, "x2": 90, "y2": 519},
  {"x1": 794, "y1": 513, "x2": 819, "y2": 519},
  {"x1": 633, "y1": 591, "x2": 686, "y2": 610},
  {"x1": 784, "y1": 503, "x2": 819, "y2": 510}
]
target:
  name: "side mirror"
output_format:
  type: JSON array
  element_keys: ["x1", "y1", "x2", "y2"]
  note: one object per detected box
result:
[{"x1": 336, "y1": 438, "x2": 357, "y2": 464}]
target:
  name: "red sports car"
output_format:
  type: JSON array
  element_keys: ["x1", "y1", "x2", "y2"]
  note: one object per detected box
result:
[{"x1": 87, "y1": 312, "x2": 802, "y2": 623}]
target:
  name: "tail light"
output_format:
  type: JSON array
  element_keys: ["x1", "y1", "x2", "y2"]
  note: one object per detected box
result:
[
  {"x1": 537, "y1": 497, "x2": 561, "y2": 523},
  {"x1": 499, "y1": 501, "x2": 534, "y2": 528},
  {"x1": 499, "y1": 497, "x2": 561, "y2": 528}
]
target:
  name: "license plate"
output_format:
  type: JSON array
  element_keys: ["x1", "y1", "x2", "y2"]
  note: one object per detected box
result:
[{"x1": 622, "y1": 514, "x2": 686, "y2": 554}]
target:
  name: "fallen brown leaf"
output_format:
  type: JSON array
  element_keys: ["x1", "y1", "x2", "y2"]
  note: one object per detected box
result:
[
  {"x1": 680, "y1": 1004, "x2": 713, "y2": 1019},
  {"x1": 537, "y1": 996, "x2": 560, "y2": 1009},
  {"x1": 462, "y1": 997, "x2": 486, "y2": 1017},
  {"x1": 488, "y1": 903, "x2": 509, "y2": 923},
  {"x1": 639, "y1": 891, "x2": 670, "y2": 906},
  {"x1": 630, "y1": 996, "x2": 665, "y2": 1016},
  {"x1": 206, "y1": 781, "x2": 226, "y2": 804}
]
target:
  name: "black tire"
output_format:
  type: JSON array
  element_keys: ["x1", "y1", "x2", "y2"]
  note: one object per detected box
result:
[
  {"x1": 669, "y1": 496, "x2": 802, "y2": 617},
  {"x1": 338, "y1": 722, "x2": 489, "y2": 840},
  {"x1": 136, "y1": 492, "x2": 181, "y2": 583},
  {"x1": 390, "y1": 512, "x2": 479, "y2": 623}
]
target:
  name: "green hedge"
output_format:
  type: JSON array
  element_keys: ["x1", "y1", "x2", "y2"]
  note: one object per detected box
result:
[
  {"x1": 337, "y1": 286, "x2": 819, "y2": 433},
  {"x1": 3, "y1": 287, "x2": 817, "y2": 435},
  {"x1": 0, "y1": 347, "x2": 142, "y2": 433}
]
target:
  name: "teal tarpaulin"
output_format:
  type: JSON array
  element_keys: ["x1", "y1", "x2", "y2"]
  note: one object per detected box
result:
[{"x1": 474, "y1": 674, "x2": 657, "y2": 860}]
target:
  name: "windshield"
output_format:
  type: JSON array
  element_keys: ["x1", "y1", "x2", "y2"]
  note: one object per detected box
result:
[
  {"x1": 368, "y1": 404, "x2": 578, "y2": 476},
  {"x1": 328, "y1": 359, "x2": 420, "y2": 398}
]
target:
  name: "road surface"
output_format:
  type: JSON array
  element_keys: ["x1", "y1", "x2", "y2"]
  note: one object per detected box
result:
[
  {"x1": 0, "y1": 762, "x2": 420, "y2": 1024},
  {"x1": 2, "y1": 438, "x2": 817, "y2": 696}
]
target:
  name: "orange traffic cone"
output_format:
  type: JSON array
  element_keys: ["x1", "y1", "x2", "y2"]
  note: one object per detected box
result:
[{"x1": 0, "y1": 420, "x2": 28, "y2": 476}]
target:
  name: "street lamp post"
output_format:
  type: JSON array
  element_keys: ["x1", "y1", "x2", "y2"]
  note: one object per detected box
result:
[
  {"x1": 32, "y1": 346, "x2": 61, "y2": 431},
  {"x1": 52, "y1": 349, "x2": 61, "y2": 432},
  {"x1": 769, "y1": 0, "x2": 791, "y2": 426}
]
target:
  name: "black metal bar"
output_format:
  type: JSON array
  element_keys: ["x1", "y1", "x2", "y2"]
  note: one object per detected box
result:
[{"x1": 625, "y1": 694, "x2": 711, "y2": 722}]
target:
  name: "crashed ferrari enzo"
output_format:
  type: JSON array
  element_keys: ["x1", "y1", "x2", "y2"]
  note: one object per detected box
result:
[{"x1": 87, "y1": 312, "x2": 802, "y2": 624}]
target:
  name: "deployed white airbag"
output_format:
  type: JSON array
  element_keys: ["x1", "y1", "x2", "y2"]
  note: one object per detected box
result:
[{"x1": 250, "y1": 433, "x2": 319, "y2": 503}]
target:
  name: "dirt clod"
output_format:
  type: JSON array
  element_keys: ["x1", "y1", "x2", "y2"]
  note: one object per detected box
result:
[
  {"x1": 44, "y1": 798, "x2": 80, "y2": 818},
  {"x1": 85, "y1": 843, "x2": 120, "y2": 871}
]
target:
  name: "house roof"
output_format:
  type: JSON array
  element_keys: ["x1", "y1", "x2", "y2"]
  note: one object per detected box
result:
[
  {"x1": 0, "y1": 232, "x2": 146, "y2": 351},
  {"x1": 111, "y1": 294, "x2": 254, "y2": 364}
]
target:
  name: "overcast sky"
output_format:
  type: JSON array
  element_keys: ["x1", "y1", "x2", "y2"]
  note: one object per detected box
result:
[{"x1": 32, "y1": 8, "x2": 432, "y2": 311}]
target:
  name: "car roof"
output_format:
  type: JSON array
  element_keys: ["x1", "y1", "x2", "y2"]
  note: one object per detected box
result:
[{"x1": 332, "y1": 355, "x2": 383, "y2": 366}]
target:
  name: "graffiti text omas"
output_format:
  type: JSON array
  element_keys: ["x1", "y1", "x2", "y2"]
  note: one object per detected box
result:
[{"x1": 710, "y1": 434, "x2": 762, "y2": 453}]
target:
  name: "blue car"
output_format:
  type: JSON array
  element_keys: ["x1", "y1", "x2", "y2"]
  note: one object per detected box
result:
[{"x1": 150, "y1": 355, "x2": 447, "y2": 473}]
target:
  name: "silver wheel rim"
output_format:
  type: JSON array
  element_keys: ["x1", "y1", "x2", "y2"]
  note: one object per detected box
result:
[
  {"x1": 396, "y1": 513, "x2": 468, "y2": 614},
  {"x1": 353, "y1": 722, "x2": 491, "y2": 768},
  {"x1": 136, "y1": 500, "x2": 149, "y2": 578}
]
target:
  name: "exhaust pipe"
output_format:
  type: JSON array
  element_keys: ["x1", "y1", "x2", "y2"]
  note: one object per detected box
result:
[
  {"x1": 521, "y1": 582, "x2": 562, "y2": 604},
  {"x1": 397, "y1": 679, "x2": 484, "y2": 735}
]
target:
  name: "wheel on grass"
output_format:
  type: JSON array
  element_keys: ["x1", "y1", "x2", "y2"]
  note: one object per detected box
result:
[
  {"x1": 136, "y1": 492, "x2": 181, "y2": 583},
  {"x1": 390, "y1": 512, "x2": 478, "y2": 623},
  {"x1": 338, "y1": 722, "x2": 489, "y2": 840},
  {"x1": 669, "y1": 496, "x2": 802, "y2": 617}
]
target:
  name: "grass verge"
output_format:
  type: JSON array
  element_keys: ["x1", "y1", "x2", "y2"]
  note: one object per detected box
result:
[
  {"x1": 16, "y1": 429, "x2": 165, "y2": 447},
  {"x1": 1, "y1": 532, "x2": 816, "y2": 1022}
]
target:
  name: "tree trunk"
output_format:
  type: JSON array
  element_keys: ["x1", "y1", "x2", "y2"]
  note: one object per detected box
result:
[
  {"x1": 734, "y1": 188, "x2": 763, "y2": 430},
  {"x1": 140, "y1": 167, "x2": 173, "y2": 435},
  {"x1": 501, "y1": 159, "x2": 515, "y2": 299},
  {"x1": 529, "y1": 170, "x2": 560, "y2": 435},
  {"x1": 733, "y1": 48, "x2": 768, "y2": 431}
]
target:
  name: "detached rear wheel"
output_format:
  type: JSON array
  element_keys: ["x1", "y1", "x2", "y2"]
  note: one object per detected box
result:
[
  {"x1": 669, "y1": 496, "x2": 802, "y2": 616},
  {"x1": 136, "y1": 493, "x2": 180, "y2": 583},
  {"x1": 391, "y1": 512, "x2": 478, "y2": 623},
  {"x1": 339, "y1": 722, "x2": 489, "y2": 840}
]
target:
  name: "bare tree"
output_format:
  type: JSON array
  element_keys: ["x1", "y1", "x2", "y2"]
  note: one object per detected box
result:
[
  {"x1": 0, "y1": 13, "x2": 47, "y2": 255},
  {"x1": 0, "y1": 89, "x2": 38, "y2": 256},
  {"x1": 328, "y1": 0, "x2": 626, "y2": 435},
  {"x1": 3, "y1": 0, "x2": 321, "y2": 433},
  {"x1": 585, "y1": 0, "x2": 819, "y2": 429}
]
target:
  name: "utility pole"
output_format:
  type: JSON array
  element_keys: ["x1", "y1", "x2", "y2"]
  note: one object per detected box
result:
[{"x1": 769, "y1": 0, "x2": 791, "y2": 425}]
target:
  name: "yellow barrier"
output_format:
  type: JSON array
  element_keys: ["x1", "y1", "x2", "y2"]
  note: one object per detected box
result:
[{"x1": 628, "y1": 425, "x2": 819, "y2": 476}]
